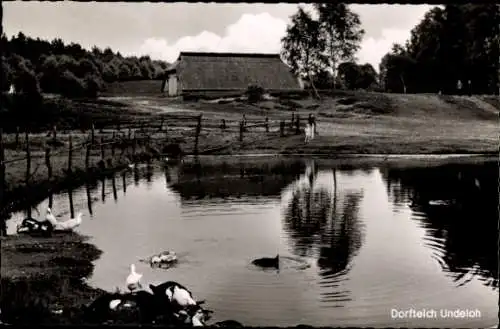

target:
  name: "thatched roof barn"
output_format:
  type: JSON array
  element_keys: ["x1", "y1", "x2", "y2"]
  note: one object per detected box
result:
[{"x1": 161, "y1": 52, "x2": 303, "y2": 97}]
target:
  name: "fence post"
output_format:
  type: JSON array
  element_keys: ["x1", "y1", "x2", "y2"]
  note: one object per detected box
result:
[
  {"x1": 221, "y1": 119, "x2": 226, "y2": 130},
  {"x1": 291, "y1": 113, "x2": 295, "y2": 129},
  {"x1": 52, "y1": 125, "x2": 57, "y2": 145},
  {"x1": 45, "y1": 147, "x2": 53, "y2": 181},
  {"x1": 91, "y1": 123, "x2": 95, "y2": 145},
  {"x1": 85, "y1": 139, "x2": 91, "y2": 171},
  {"x1": 265, "y1": 117, "x2": 269, "y2": 133},
  {"x1": 116, "y1": 123, "x2": 121, "y2": 132},
  {"x1": 159, "y1": 118, "x2": 164, "y2": 132},
  {"x1": 67, "y1": 135, "x2": 73, "y2": 174},
  {"x1": 100, "y1": 136, "x2": 105, "y2": 161},
  {"x1": 0, "y1": 129, "x2": 5, "y2": 213},
  {"x1": 239, "y1": 121, "x2": 244, "y2": 142},
  {"x1": 111, "y1": 132, "x2": 116, "y2": 157},
  {"x1": 194, "y1": 114, "x2": 202, "y2": 155},
  {"x1": 132, "y1": 132, "x2": 137, "y2": 158},
  {"x1": 15, "y1": 126, "x2": 19, "y2": 148},
  {"x1": 280, "y1": 120, "x2": 285, "y2": 137},
  {"x1": 25, "y1": 130, "x2": 31, "y2": 203},
  {"x1": 295, "y1": 114, "x2": 301, "y2": 135},
  {"x1": 128, "y1": 127, "x2": 132, "y2": 140}
]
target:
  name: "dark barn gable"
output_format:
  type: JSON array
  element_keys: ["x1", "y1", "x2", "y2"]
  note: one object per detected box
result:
[{"x1": 162, "y1": 52, "x2": 303, "y2": 97}]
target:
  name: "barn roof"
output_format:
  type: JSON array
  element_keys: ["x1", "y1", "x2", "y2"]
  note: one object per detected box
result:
[{"x1": 165, "y1": 51, "x2": 301, "y2": 91}]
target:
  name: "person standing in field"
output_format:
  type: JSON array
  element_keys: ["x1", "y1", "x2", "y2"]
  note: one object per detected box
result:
[
  {"x1": 457, "y1": 80, "x2": 463, "y2": 95},
  {"x1": 308, "y1": 113, "x2": 316, "y2": 140}
]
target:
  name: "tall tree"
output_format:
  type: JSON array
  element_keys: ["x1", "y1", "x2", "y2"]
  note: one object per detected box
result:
[
  {"x1": 281, "y1": 6, "x2": 325, "y2": 98},
  {"x1": 314, "y1": 3, "x2": 364, "y2": 90}
]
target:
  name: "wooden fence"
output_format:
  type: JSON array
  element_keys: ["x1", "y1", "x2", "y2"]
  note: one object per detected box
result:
[{"x1": 0, "y1": 111, "x2": 313, "y2": 217}]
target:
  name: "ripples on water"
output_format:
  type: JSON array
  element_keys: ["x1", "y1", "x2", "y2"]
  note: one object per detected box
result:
[{"x1": 7, "y1": 157, "x2": 498, "y2": 327}]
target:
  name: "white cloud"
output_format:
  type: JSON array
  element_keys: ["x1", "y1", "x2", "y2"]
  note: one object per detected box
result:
[
  {"x1": 136, "y1": 10, "x2": 413, "y2": 71},
  {"x1": 356, "y1": 28, "x2": 412, "y2": 71},
  {"x1": 137, "y1": 12, "x2": 288, "y2": 63}
]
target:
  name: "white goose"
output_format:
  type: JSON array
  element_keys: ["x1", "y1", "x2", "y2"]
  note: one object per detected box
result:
[
  {"x1": 126, "y1": 264, "x2": 143, "y2": 292},
  {"x1": 45, "y1": 208, "x2": 83, "y2": 231},
  {"x1": 167, "y1": 284, "x2": 197, "y2": 307}
]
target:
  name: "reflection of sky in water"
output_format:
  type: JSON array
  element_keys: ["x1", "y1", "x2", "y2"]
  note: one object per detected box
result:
[{"x1": 6, "y1": 159, "x2": 498, "y2": 328}]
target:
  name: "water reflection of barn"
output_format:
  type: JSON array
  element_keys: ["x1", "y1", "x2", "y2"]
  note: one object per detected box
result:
[
  {"x1": 381, "y1": 161, "x2": 498, "y2": 290},
  {"x1": 165, "y1": 160, "x2": 305, "y2": 200}
]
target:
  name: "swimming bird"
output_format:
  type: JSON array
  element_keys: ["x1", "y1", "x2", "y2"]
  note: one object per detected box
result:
[
  {"x1": 126, "y1": 264, "x2": 143, "y2": 292},
  {"x1": 213, "y1": 319, "x2": 245, "y2": 327},
  {"x1": 251, "y1": 254, "x2": 280, "y2": 269},
  {"x1": 159, "y1": 251, "x2": 177, "y2": 263}
]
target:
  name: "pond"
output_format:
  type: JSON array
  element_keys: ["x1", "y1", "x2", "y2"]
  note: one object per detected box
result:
[{"x1": 7, "y1": 156, "x2": 498, "y2": 327}]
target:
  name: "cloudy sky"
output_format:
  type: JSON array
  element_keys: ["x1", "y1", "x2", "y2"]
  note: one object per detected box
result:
[{"x1": 3, "y1": 2, "x2": 437, "y2": 71}]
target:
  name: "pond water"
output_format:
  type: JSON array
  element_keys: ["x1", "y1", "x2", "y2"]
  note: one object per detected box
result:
[{"x1": 7, "y1": 156, "x2": 498, "y2": 328}]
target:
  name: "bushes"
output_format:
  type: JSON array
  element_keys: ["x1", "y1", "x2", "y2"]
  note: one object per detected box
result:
[
  {"x1": 1, "y1": 32, "x2": 169, "y2": 99},
  {"x1": 245, "y1": 85, "x2": 265, "y2": 103}
]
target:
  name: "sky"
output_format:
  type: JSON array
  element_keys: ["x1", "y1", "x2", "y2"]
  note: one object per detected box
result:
[{"x1": 3, "y1": 2, "x2": 438, "y2": 71}]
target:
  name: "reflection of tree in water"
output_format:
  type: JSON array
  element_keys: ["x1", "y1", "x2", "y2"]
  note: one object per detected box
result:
[
  {"x1": 317, "y1": 192, "x2": 363, "y2": 277},
  {"x1": 283, "y1": 165, "x2": 364, "y2": 269},
  {"x1": 383, "y1": 163, "x2": 498, "y2": 290},
  {"x1": 283, "y1": 165, "x2": 365, "y2": 306}
]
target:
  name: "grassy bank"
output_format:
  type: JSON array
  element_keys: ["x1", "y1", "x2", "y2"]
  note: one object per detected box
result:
[
  {"x1": 0, "y1": 233, "x2": 105, "y2": 325},
  {"x1": 98, "y1": 90, "x2": 499, "y2": 155}
]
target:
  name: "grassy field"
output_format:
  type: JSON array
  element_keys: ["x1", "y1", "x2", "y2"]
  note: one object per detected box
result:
[{"x1": 1, "y1": 88, "x2": 498, "y2": 324}]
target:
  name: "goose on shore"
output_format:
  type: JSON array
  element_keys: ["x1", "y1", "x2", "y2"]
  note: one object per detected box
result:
[
  {"x1": 149, "y1": 281, "x2": 198, "y2": 310},
  {"x1": 126, "y1": 264, "x2": 143, "y2": 292},
  {"x1": 45, "y1": 208, "x2": 83, "y2": 231}
]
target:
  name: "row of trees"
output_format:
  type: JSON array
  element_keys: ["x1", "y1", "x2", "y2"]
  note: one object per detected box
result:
[
  {"x1": 379, "y1": 4, "x2": 499, "y2": 95},
  {"x1": 1, "y1": 32, "x2": 169, "y2": 98},
  {"x1": 280, "y1": 4, "x2": 499, "y2": 95}
]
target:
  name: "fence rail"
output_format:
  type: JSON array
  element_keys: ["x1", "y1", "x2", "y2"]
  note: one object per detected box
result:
[{"x1": 0, "y1": 111, "x2": 315, "y2": 213}]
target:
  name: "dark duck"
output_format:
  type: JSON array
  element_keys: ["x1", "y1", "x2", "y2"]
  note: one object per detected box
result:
[{"x1": 251, "y1": 254, "x2": 280, "y2": 269}]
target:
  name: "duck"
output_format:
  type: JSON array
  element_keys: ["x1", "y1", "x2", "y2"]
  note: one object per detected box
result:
[
  {"x1": 159, "y1": 251, "x2": 177, "y2": 263},
  {"x1": 251, "y1": 254, "x2": 280, "y2": 269},
  {"x1": 149, "y1": 282, "x2": 198, "y2": 310},
  {"x1": 213, "y1": 319, "x2": 245, "y2": 327},
  {"x1": 126, "y1": 264, "x2": 143, "y2": 292},
  {"x1": 17, "y1": 217, "x2": 52, "y2": 234},
  {"x1": 45, "y1": 208, "x2": 84, "y2": 231}
]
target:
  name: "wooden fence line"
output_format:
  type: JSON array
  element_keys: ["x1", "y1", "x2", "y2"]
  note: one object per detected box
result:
[{"x1": 0, "y1": 112, "x2": 309, "y2": 195}]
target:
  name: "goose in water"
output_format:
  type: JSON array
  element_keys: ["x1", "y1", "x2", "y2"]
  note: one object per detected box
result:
[
  {"x1": 45, "y1": 208, "x2": 83, "y2": 231},
  {"x1": 150, "y1": 251, "x2": 178, "y2": 266},
  {"x1": 126, "y1": 264, "x2": 143, "y2": 292},
  {"x1": 252, "y1": 254, "x2": 280, "y2": 269}
]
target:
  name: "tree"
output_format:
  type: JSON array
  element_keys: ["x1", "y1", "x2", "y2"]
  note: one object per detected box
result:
[
  {"x1": 281, "y1": 6, "x2": 325, "y2": 98},
  {"x1": 337, "y1": 62, "x2": 361, "y2": 90},
  {"x1": 1, "y1": 57, "x2": 13, "y2": 91},
  {"x1": 357, "y1": 63, "x2": 378, "y2": 89},
  {"x1": 314, "y1": 3, "x2": 364, "y2": 90}
]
